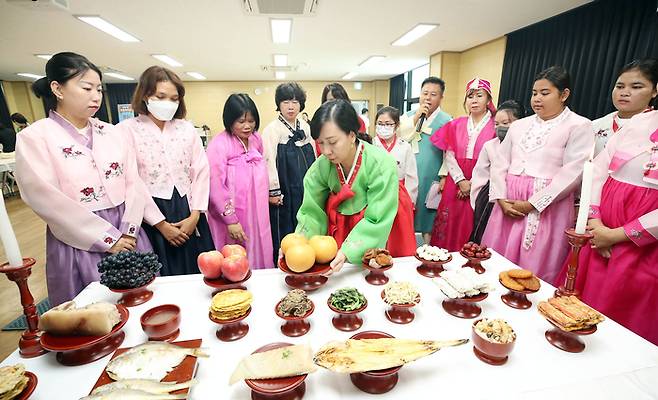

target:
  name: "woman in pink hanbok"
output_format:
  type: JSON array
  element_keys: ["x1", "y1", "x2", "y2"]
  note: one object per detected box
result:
[
  {"x1": 206, "y1": 94, "x2": 273, "y2": 268},
  {"x1": 117, "y1": 66, "x2": 214, "y2": 276},
  {"x1": 15, "y1": 52, "x2": 152, "y2": 305},
  {"x1": 429, "y1": 78, "x2": 496, "y2": 251},
  {"x1": 482, "y1": 66, "x2": 593, "y2": 283},
  {"x1": 565, "y1": 87, "x2": 658, "y2": 345}
]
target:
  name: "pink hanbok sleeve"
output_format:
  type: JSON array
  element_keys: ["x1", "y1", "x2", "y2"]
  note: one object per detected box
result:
[
  {"x1": 431, "y1": 120, "x2": 466, "y2": 183},
  {"x1": 470, "y1": 141, "x2": 493, "y2": 209},
  {"x1": 488, "y1": 126, "x2": 514, "y2": 201},
  {"x1": 189, "y1": 133, "x2": 210, "y2": 212},
  {"x1": 207, "y1": 135, "x2": 239, "y2": 225},
  {"x1": 15, "y1": 132, "x2": 121, "y2": 252},
  {"x1": 528, "y1": 123, "x2": 594, "y2": 212},
  {"x1": 119, "y1": 143, "x2": 149, "y2": 236}
]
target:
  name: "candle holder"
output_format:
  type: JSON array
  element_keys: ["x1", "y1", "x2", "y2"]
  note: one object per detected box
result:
[
  {"x1": 0, "y1": 258, "x2": 48, "y2": 358},
  {"x1": 555, "y1": 229, "x2": 593, "y2": 298}
]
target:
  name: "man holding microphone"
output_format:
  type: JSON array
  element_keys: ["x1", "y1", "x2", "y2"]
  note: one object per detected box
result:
[{"x1": 399, "y1": 77, "x2": 452, "y2": 243}]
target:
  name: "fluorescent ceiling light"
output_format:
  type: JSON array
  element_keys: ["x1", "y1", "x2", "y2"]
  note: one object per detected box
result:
[
  {"x1": 187, "y1": 72, "x2": 207, "y2": 80},
  {"x1": 392, "y1": 24, "x2": 438, "y2": 46},
  {"x1": 271, "y1": 19, "x2": 292, "y2": 44},
  {"x1": 75, "y1": 16, "x2": 140, "y2": 42},
  {"x1": 34, "y1": 54, "x2": 53, "y2": 60},
  {"x1": 275, "y1": 71, "x2": 286, "y2": 80},
  {"x1": 358, "y1": 55, "x2": 386, "y2": 68},
  {"x1": 105, "y1": 72, "x2": 133, "y2": 81},
  {"x1": 16, "y1": 73, "x2": 44, "y2": 80},
  {"x1": 152, "y1": 54, "x2": 183, "y2": 67},
  {"x1": 273, "y1": 54, "x2": 288, "y2": 67},
  {"x1": 342, "y1": 72, "x2": 357, "y2": 80}
]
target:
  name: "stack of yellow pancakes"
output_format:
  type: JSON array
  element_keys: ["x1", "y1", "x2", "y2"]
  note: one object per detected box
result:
[
  {"x1": 210, "y1": 289, "x2": 253, "y2": 321},
  {"x1": 0, "y1": 364, "x2": 29, "y2": 400}
]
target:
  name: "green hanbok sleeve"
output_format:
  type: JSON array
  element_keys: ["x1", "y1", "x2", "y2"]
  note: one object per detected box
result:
[
  {"x1": 295, "y1": 159, "x2": 330, "y2": 238},
  {"x1": 341, "y1": 153, "x2": 399, "y2": 264}
]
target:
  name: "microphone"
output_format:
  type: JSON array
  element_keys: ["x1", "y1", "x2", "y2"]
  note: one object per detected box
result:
[{"x1": 415, "y1": 113, "x2": 426, "y2": 133}]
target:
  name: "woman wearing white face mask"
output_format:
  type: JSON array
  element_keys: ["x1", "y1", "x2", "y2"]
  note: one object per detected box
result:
[
  {"x1": 372, "y1": 106, "x2": 417, "y2": 256},
  {"x1": 116, "y1": 66, "x2": 214, "y2": 276}
]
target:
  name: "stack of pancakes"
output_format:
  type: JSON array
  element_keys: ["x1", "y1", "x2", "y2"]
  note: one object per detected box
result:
[
  {"x1": 210, "y1": 289, "x2": 253, "y2": 321},
  {"x1": 0, "y1": 364, "x2": 28, "y2": 400}
]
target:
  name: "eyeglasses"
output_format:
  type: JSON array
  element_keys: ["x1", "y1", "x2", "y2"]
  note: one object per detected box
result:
[{"x1": 376, "y1": 123, "x2": 396, "y2": 127}]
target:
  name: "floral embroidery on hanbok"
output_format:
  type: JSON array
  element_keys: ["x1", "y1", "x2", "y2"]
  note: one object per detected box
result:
[
  {"x1": 104, "y1": 162, "x2": 124, "y2": 179},
  {"x1": 61, "y1": 145, "x2": 84, "y2": 159}
]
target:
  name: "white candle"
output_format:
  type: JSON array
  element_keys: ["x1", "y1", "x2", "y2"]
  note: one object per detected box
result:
[
  {"x1": 575, "y1": 159, "x2": 594, "y2": 234},
  {"x1": 0, "y1": 195, "x2": 23, "y2": 266}
]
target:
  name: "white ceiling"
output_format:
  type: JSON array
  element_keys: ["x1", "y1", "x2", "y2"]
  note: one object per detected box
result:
[{"x1": 0, "y1": 0, "x2": 591, "y2": 83}]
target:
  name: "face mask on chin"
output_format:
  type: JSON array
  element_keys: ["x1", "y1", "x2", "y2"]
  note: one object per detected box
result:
[{"x1": 146, "y1": 99, "x2": 179, "y2": 121}]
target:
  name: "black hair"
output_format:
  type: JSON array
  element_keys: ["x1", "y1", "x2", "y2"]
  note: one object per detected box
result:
[
  {"x1": 618, "y1": 58, "x2": 658, "y2": 109},
  {"x1": 421, "y1": 76, "x2": 446, "y2": 93},
  {"x1": 223, "y1": 93, "x2": 260, "y2": 133},
  {"x1": 31, "y1": 52, "x2": 102, "y2": 113},
  {"x1": 497, "y1": 100, "x2": 526, "y2": 120},
  {"x1": 10, "y1": 113, "x2": 28, "y2": 124},
  {"x1": 375, "y1": 106, "x2": 400, "y2": 126},
  {"x1": 321, "y1": 83, "x2": 350, "y2": 103},
  {"x1": 534, "y1": 66, "x2": 571, "y2": 105},
  {"x1": 310, "y1": 100, "x2": 370, "y2": 143},
  {"x1": 275, "y1": 82, "x2": 307, "y2": 112}
]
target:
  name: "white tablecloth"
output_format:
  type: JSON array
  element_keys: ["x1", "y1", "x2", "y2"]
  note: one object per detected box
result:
[{"x1": 2, "y1": 251, "x2": 657, "y2": 400}]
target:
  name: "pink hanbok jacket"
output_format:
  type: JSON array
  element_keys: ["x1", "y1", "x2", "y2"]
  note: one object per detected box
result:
[
  {"x1": 15, "y1": 111, "x2": 148, "y2": 252},
  {"x1": 489, "y1": 108, "x2": 594, "y2": 212},
  {"x1": 589, "y1": 110, "x2": 658, "y2": 246}
]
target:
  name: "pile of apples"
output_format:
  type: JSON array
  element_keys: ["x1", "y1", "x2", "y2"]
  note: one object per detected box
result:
[
  {"x1": 281, "y1": 233, "x2": 338, "y2": 273},
  {"x1": 197, "y1": 244, "x2": 249, "y2": 282}
]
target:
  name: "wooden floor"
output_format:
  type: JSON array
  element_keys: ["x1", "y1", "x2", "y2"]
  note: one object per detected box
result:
[{"x1": 0, "y1": 196, "x2": 47, "y2": 362}]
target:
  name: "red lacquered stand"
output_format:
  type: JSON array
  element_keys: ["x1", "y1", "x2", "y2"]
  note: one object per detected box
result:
[
  {"x1": 555, "y1": 229, "x2": 593, "y2": 298},
  {"x1": 0, "y1": 258, "x2": 48, "y2": 358}
]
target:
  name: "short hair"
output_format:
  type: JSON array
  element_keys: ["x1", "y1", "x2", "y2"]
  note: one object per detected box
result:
[
  {"x1": 421, "y1": 76, "x2": 446, "y2": 93},
  {"x1": 310, "y1": 99, "x2": 370, "y2": 143},
  {"x1": 31, "y1": 52, "x2": 102, "y2": 113},
  {"x1": 534, "y1": 66, "x2": 571, "y2": 105},
  {"x1": 497, "y1": 100, "x2": 526, "y2": 120},
  {"x1": 321, "y1": 83, "x2": 350, "y2": 103},
  {"x1": 10, "y1": 113, "x2": 28, "y2": 124},
  {"x1": 375, "y1": 106, "x2": 400, "y2": 126},
  {"x1": 223, "y1": 93, "x2": 260, "y2": 134},
  {"x1": 131, "y1": 66, "x2": 187, "y2": 119},
  {"x1": 275, "y1": 82, "x2": 307, "y2": 112}
]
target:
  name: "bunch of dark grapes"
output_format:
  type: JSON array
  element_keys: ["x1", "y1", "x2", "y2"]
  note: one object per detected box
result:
[{"x1": 98, "y1": 251, "x2": 161, "y2": 289}]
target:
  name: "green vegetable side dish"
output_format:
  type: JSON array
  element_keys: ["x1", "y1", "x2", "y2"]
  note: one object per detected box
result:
[{"x1": 330, "y1": 288, "x2": 366, "y2": 311}]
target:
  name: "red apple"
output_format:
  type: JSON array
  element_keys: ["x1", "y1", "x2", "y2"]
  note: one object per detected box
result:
[
  {"x1": 220, "y1": 244, "x2": 247, "y2": 258},
  {"x1": 222, "y1": 254, "x2": 250, "y2": 282},
  {"x1": 197, "y1": 251, "x2": 224, "y2": 279}
]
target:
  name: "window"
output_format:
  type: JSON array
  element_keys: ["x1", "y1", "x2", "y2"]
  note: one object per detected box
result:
[{"x1": 403, "y1": 63, "x2": 429, "y2": 112}]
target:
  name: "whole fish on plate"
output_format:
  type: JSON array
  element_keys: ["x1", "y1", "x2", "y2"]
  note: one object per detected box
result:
[
  {"x1": 106, "y1": 342, "x2": 208, "y2": 381},
  {"x1": 80, "y1": 389, "x2": 187, "y2": 399},
  {"x1": 314, "y1": 338, "x2": 468, "y2": 373},
  {"x1": 91, "y1": 379, "x2": 196, "y2": 395}
]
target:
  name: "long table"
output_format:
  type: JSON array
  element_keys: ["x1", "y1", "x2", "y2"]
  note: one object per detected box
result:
[{"x1": 2, "y1": 251, "x2": 657, "y2": 399}]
